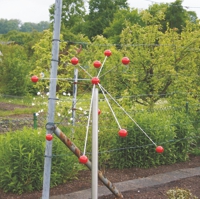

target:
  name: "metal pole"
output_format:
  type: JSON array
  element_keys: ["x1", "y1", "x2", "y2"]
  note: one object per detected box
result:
[
  {"x1": 53, "y1": 126, "x2": 123, "y2": 198},
  {"x1": 42, "y1": 0, "x2": 62, "y2": 198},
  {"x1": 92, "y1": 88, "x2": 98, "y2": 199},
  {"x1": 71, "y1": 68, "x2": 78, "y2": 136}
]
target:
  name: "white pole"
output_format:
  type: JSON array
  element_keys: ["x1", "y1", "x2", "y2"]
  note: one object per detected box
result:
[
  {"x1": 42, "y1": 0, "x2": 62, "y2": 198},
  {"x1": 72, "y1": 68, "x2": 78, "y2": 133},
  {"x1": 92, "y1": 87, "x2": 98, "y2": 199}
]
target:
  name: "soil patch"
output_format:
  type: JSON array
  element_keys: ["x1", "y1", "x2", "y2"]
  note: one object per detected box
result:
[
  {"x1": 0, "y1": 102, "x2": 28, "y2": 111},
  {"x1": 0, "y1": 155, "x2": 199, "y2": 199}
]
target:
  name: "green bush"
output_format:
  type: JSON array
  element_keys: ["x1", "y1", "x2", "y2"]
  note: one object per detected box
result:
[
  {"x1": 0, "y1": 127, "x2": 80, "y2": 194},
  {"x1": 109, "y1": 110, "x2": 195, "y2": 169},
  {"x1": 72, "y1": 104, "x2": 199, "y2": 169},
  {"x1": 0, "y1": 45, "x2": 31, "y2": 96}
]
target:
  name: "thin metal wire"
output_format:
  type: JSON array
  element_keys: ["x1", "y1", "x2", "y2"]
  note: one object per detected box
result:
[
  {"x1": 35, "y1": 69, "x2": 200, "y2": 83},
  {"x1": 36, "y1": 90, "x2": 200, "y2": 104},
  {"x1": 41, "y1": 77, "x2": 91, "y2": 81},
  {"x1": 99, "y1": 84, "x2": 121, "y2": 129},
  {"x1": 63, "y1": 41, "x2": 200, "y2": 51},
  {"x1": 79, "y1": 65, "x2": 93, "y2": 78},
  {"x1": 99, "y1": 84, "x2": 157, "y2": 146},
  {"x1": 99, "y1": 65, "x2": 118, "y2": 78},
  {"x1": 51, "y1": 135, "x2": 200, "y2": 157},
  {"x1": 83, "y1": 85, "x2": 95, "y2": 155},
  {"x1": 97, "y1": 56, "x2": 107, "y2": 78}
]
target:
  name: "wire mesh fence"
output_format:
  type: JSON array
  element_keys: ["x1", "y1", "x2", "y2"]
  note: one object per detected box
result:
[
  {"x1": 0, "y1": 100, "x2": 199, "y2": 134},
  {"x1": 0, "y1": 95, "x2": 200, "y2": 170}
]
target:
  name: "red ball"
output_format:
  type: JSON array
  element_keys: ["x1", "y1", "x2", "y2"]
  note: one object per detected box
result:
[
  {"x1": 71, "y1": 57, "x2": 79, "y2": 65},
  {"x1": 31, "y1": 75, "x2": 39, "y2": 83},
  {"x1": 104, "y1": 50, "x2": 112, "y2": 57},
  {"x1": 93, "y1": 60, "x2": 101, "y2": 68},
  {"x1": 98, "y1": 109, "x2": 101, "y2": 115},
  {"x1": 46, "y1": 134, "x2": 53, "y2": 141},
  {"x1": 118, "y1": 129, "x2": 128, "y2": 137},
  {"x1": 156, "y1": 146, "x2": 164, "y2": 153},
  {"x1": 122, "y1": 57, "x2": 130, "y2": 65},
  {"x1": 79, "y1": 155, "x2": 88, "y2": 164},
  {"x1": 91, "y1": 77, "x2": 100, "y2": 85}
]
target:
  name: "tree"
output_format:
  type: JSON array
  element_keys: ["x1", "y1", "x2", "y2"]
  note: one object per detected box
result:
[
  {"x1": 76, "y1": 34, "x2": 127, "y2": 97},
  {"x1": 164, "y1": 0, "x2": 190, "y2": 32},
  {"x1": 0, "y1": 44, "x2": 30, "y2": 96},
  {"x1": 49, "y1": 0, "x2": 86, "y2": 33},
  {"x1": 104, "y1": 8, "x2": 144, "y2": 43},
  {"x1": 0, "y1": 19, "x2": 50, "y2": 34},
  {"x1": 147, "y1": 0, "x2": 198, "y2": 33},
  {"x1": 0, "y1": 19, "x2": 21, "y2": 34},
  {"x1": 84, "y1": 0, "x2": 128, "y2": 39},
  {"x1": 1, "y1": 30, "x2": 42, "y2": 58},
  {"x1": 187, "y1": 11, "x2": 198, "y2": 23},
  {"x1": 20, "y1": 21, "x2": 50, "y2": 32},
  {"x1": 31, "y1": 30, "x2": 80, "y2": 94},
  {"x1": 118, "y1": 19, "x2": 200, "y2": 108}
]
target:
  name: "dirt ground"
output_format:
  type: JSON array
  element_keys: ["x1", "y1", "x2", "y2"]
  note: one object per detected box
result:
[
  {"x1": 0, "y1": 102, "x2": 200, "y2": 199},
  {"x1": 0, "y1": 155, "x2": 199, "y2": 199}
]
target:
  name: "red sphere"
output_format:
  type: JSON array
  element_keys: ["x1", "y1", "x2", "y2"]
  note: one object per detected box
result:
[
  {"x1": 104, "y1": 50, "x2": 112, "y2": 57},
  {"x1": 79, "y1": 155, "x2": 88, "y2": 164},
  {"x1": 91, "y1": 77, "x2": 100, "y2": 85},
  {"x1": 118, "y1": 129, "x2": 128, "y2": 137},
  {"x1": 31, "y1": 75, "x2": 39, "y2": 83},
  {"x1": 98, "y1": 109, "x2": 101, "y2": 115},
  {"x1": 122, "y1": 57, "x2": 130, "y2": 65},
  {"x1": 93, "y1": 60, "x2": 101, "y2": 68},
  {"x1": 156, "y1": 146, "x2": 164, "y2": 153},
  {"x1": 71, "y1": 57, "x2": 79, "y2": 65},
  {"x1": 46, "y1": 134, "x2": 53, "y2": 141}
]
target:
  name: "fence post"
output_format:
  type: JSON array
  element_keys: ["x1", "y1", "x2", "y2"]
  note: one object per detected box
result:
[{"x1": 33, "y1": 113, "x2": 37, "y2": 129}]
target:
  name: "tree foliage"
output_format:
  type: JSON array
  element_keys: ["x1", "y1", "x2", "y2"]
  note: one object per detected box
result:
[
  {"x1": 104, "y1": 8, "x2": 144, "y2": 43},
  {"x1": 147, "y1": 0, "x2": 198, "y2": 33},
  {"x1": 0, "y1": 19, "x2": 49, "y2": 34},
  {"x1": 0, "y1": 19, "x2": 20, "y2": 34},
  {"x1": 20, "y1": 21, "x2": 50, "y2": 32},
  {"x1": 1, "y1": 30, "x2": 42, "y2": 57},
  {"x1": 31, "y1": 30, "x2": 85, "y2": 94},
  {"x1": 49, "y1": 0, "x2": 86, "y2": 34},
  {"x1": 0, "y1": 0, "x2": 200, "y2": 108},
  {"x1": 84, "y1": 0, "x2": 128, "y2": 39},
  {"x1": 0, "y1": 44, "x2": 30, "y2": 96},
  {"x1": 119, "y1": 20, "x2": 200, "y2": 108}
]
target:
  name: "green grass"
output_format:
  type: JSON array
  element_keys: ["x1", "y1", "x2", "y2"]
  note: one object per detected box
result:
[
  {"x1": 0, "y1": 94, "x2": 42, "y2": 117},
  {"x1": 0, "y1": 94, "x2": 33, "y2": 105},
  {"x1": 0, "y1": 107, "x2": 38, "y2": 117}
]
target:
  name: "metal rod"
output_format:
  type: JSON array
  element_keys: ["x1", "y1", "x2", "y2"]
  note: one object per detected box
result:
[
  {"x1": 42, "y1": 0, "x2": 62, "y2": 198},
  {"x1": 53, "y1": 126, "x2": 123, "y2": 198},
  {"x1": 92, "y1": 88, "x2": 98, "y2": 199},
  {"x1": 71, "y1": 68, "x2": 78, "y2": 136}
]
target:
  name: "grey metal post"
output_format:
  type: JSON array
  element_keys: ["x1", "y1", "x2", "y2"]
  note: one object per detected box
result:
[
  {"x1": 71, "y1": 68, "x2": 78, "y2": 136},
  {"x1": 42, "y1": 0, "x2": 62, "y2": 198},
  {"x1": 92, "y1": 88, "x2": 98, "y2": 199}
]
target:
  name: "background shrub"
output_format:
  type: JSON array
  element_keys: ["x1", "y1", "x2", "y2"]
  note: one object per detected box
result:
[
  {"x1": 0, "y1": 127, "x2": 80, "y2": 194},
  {"x1": 109, "y1": 109, "x2": 196, "y2": 168}
]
